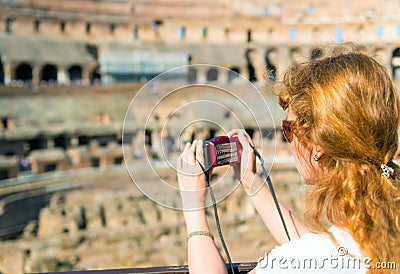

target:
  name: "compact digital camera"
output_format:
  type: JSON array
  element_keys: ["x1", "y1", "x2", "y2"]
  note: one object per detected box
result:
[{"x1": 203, "y1": 136, "x2": 242, "y2": 168}]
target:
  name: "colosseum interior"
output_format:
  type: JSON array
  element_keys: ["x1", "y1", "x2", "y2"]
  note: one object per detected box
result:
[{"x1": 1, "y1": 0, "x2": 400, "y2": 273}]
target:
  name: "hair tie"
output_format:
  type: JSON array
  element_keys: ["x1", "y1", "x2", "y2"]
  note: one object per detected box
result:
[{"x1": 380, "y1": 164, "x2": 394, "y2": 179}]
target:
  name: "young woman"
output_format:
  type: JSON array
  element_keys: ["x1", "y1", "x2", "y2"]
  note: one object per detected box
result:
[{"x1": 177, "y1": 43, "x2": 400, "y2": 273}]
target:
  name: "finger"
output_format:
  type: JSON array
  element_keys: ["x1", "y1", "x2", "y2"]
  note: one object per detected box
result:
[
  {"x1": 182, "y1": 142, "x2": 191, "y2": 165},
  {"x1": 227, "y1": 129, "x2": 240, "y2": 137},
  {"x1": 195, "y1": 139, "x2": 204, "y2": 167},
  {"x1": 187, "y1": 140, "x2": 198, "y2": 164},
  {"x1": 177, "y1": 153, "x2": 183, "y2": 170},
  {"x1": 228, "y1": 129, "x2": 255, "y2": 147},
  {"x1": 242, "y1": 130, "x2": 255, "y2": 147},
  {"x1": 237, "y1": 130, "x2": 252, "y2": 152}
]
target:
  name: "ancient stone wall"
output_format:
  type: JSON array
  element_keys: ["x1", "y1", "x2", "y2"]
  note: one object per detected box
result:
[
  {"x1": 2, "y1": 0, "x2": 400, "y2": 86},
  {"x1": 0, "y1": 82, "x2": 290, "y2": 179},
  {"x1": 0, "y1": 164, "x2": 302, "y2": 273}
]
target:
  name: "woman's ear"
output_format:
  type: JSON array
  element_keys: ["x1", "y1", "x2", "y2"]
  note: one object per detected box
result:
[{"x1": 313, "y1": 145, "x2": 325, "y2": 161}]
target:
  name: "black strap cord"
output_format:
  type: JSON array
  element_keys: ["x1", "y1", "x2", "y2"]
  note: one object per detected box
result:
[
  {"x1": 251, "y1": 146, "x2": 291, "y2": 242},
  {"x1": 196, "y1": 145, "x2": 291, "y2": 274},
  {"x1": 197, "y1": 160, "x2": 235, "y2": 274}
]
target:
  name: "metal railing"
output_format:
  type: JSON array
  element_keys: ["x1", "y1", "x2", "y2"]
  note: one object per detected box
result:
[{"x1": 49, "y1": 262, "x2": 258, "y2": 274}]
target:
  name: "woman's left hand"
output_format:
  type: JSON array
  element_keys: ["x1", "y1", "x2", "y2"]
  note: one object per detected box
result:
[
  {"x1": 228, "y1": 129, "x2": 258, "y2": 194},
  {"x1": 177, "y1": 140, "x2": 209, "y2": 210}
]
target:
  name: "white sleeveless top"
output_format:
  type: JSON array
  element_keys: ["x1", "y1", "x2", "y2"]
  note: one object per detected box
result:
[{"x1": 256, "y1": 226, "x2": 367, "y2": 273}]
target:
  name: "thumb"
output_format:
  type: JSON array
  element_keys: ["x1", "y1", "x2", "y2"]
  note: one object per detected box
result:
[{"x1": 237, "y1": 129, "x2": 251, "y2": 152}]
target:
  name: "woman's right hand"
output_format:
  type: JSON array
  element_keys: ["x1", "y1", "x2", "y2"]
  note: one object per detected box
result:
[
  {"x1": 177, "y1": 140, "x2": 208, "y2": 211},
  {"x1": 228, "y1": 129, "x2": 261, "y2": 194}
]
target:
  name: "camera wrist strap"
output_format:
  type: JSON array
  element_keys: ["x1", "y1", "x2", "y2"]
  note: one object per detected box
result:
[
  {"x1": 195, "y1": 144, "x2": 291, "y2": 274},
  {"x1": 197, "y1": 161, "x2": 236, "y2": 274},
  {"x1": 252, "y1": 146, "x2": 291, "y2": 242}
]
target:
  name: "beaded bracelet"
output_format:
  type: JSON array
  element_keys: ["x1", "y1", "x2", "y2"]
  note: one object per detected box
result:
[{"x1": 187, "y1": 230, "x2": 214, "y2": 241}]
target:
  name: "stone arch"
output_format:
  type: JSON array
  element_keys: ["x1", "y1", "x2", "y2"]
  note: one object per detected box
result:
[
  {"x1": 247, "y1": 29, "x2": 252, "y2": 42},
  {"x1": 188, "y1": 67, "x2": 197, "y2": 83},
  {"x1": 68, "y1": 65, "x2": 83, "y2": 84},
  {"x1": 265, "y1": 48, "x2": 277, "y2": 83},
  {"x1": 245, "y1": 48, "x2": 257, "y2": 82},
  {"x1": 15, "y1": 63, "x2": 33, "y2": 82},
  {"x1": 86, "y1": 44, "x2": 98, "y2": 60},
  {"x1": 228, "y1": 66, "x2": 240, "y2": 82},
  {"x1": 392, "y1": 48, "x2": 400, "y2": 82},
  {"x1": 178, "y1": 26, "x2": 186, "y2": 40},
  {"x1": 90, "y1": 65, "x2": 101, "y2": 85},
  {"x1": 290, "y1": 47, "x2": 302, "y2": 65},
  {"x1": 41, "y1": 64, "x2": 58, "y2": 83},
  {"x1": 144, "y1": 129, "x2": 152, "y2": 147},
  {"x1": 206, "y1": 68, "x2": 218, "y2": 82},
  {"x1": 0, "y1": 56, "x2": 4, "y2": 84}
]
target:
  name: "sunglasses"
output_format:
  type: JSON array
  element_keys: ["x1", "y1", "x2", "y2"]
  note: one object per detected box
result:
[{"x1": 282, "y1": 120, "x2": 294, "y2": 143}]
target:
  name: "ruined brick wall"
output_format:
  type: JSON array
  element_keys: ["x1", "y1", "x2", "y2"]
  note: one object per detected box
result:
[{"x1": 0, "y1": 165, "x2": 302, "y2": 273}]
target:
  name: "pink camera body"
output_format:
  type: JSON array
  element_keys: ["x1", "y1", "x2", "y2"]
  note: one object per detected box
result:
[{"x1": 203, "y1": 136, "x2": 242, "y2": 168}]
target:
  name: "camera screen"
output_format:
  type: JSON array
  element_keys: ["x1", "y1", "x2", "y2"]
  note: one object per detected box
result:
[{"x1": 215, "y1": 142, "x2": 239, "y2": 165}]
